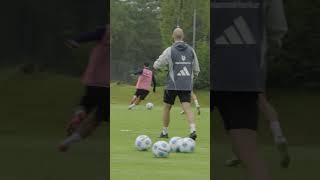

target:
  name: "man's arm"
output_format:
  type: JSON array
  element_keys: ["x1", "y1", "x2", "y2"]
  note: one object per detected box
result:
[
  {"x1": 192, "y1": 49, "x2": 200, "y2": 77},
  {"x1": 65, "y1": 26, "x2": 106, "y2": 48},
  {"x1": 132, "y1": 69, "x2": 143, "y2": 75},
  {"x1": 152, "y1": 73, "x2": 157, "y2": 92},
  {"x1": 153, "y1": 47, "x2": 171, "y2": 70},
  {"x1": 266, "y1": 0, "x2": 288, "y2": 50},
  {"x1": 73, "y1": 26, "x2": 106, "y2": 43}
]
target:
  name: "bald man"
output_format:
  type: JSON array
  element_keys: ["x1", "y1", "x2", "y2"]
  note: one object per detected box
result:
[{"x1": 153, "y1": 28, "x2": 200, "y2": 140}]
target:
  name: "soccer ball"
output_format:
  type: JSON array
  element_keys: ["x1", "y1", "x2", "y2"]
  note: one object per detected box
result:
[
  {"x1": 152, "y1": 141, "x2": 171, "y2": 158},
  {"x1": 178, "y1": 137, "x2": 196, "y2": 153},
  {"x1": 169, "y1": 136, "x2": 182, "y2": 152},
  {"x1": 146, "y1": 102, "x2": 154, "y2": 110},
  {"x1": 135, "y1": 135, "x2": 152, "y2": 151}
]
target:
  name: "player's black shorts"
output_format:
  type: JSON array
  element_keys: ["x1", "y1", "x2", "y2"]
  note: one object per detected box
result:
[
  {"x1": 211, "y1": 91, "x2": 259, "y2": 131},
  {"x1": 80, "y1": 86, "x2": 109, "y2": 122},
  {"x1": 134, "y1": 89, "x2": 149, "y2": 100},
  {"x1": 163, "y1": 90, "x2": 191, "y2": 105}
]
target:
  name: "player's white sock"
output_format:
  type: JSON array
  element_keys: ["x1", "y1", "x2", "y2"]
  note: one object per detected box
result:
[
  {"x1": 128, "y1": 104, "x2": 136, "y2": 109},
  {"x1": 270, "y1": 121, "x2": 286, "y2": 143},
  {"x1": 61, "y1": 132, "x2": 82, "y2": 146},
  {"x1": 162, "y1": 127, "x2": 168, "y2": 135},
  {"x1": 190, "y1": 123, "x2": 196, "y2": 133},
  {"x1": 194, "y1": 100, "x2": 200, "y2": 107}
]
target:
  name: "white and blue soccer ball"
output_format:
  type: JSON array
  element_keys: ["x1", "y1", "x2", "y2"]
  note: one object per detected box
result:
[
  {"x1": 146, "y1": 102, "x2": 154, "y2": 110},
  {"x1": 169, "y1": 136, "x2": 182, "y2": 152},
  {"x1": 135, "y1": 135, "x2": 152, "y2": 151},
  {"x1": 152, "y1": 141, "x2": 171, "y2": 158},
  {"x1": 178, "y1": 137, "x2": 196, "y2": 153}
]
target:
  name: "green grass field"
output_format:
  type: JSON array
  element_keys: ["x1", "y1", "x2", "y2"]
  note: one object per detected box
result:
[
  {"x1": 213, "y1": 144, "x2": 320, "y2": 180},
  {"x1": 2, "y1": 68, "x2": 320, "y2": 179},
  {"x1": 0, "y1": 69, "x2": 107, "y2": 180},
  {"x1": 110, "y1": 83, "x2": 210, "y2": 180}
]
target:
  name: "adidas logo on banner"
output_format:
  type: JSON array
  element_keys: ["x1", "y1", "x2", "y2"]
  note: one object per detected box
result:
[
  {"x1": 177, "y1": 67, "x2": 191, "y2": 76},
  {"x1": 215, "y1": 16, "x2": 256, "y2": 45}
]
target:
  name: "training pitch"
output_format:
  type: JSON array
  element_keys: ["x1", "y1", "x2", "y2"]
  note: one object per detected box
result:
[
  {"x1": 0, "y1": 70, "x2": 107, "y2": 180},
  {"x1": 110, "y1": 84, "x2": 210, "y2": 180}
]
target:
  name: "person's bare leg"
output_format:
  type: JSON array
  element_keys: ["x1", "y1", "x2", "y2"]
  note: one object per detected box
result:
[
  {"x1": 181, "y1": 102, "x2": 195, "y2": 127},
  {"x1": 58, "y1": 111, "x2": 100, "y2": 152},
  {"x1": 230, "y1": 129, "x2": 270, "y2": 180},
  {"x1": 258, "y1": 93, "x2": 285, "y2": 142},
  {"x1": 192, "y1": 92, "x2": 201, "y2": 115},
  {"x1": 181, "y1": 102, "x2": 197, "y2": 139},
  {"x1": 129, "y1": 96, "x2": 140, "y2": 110},
  {"x1": 130, "y1": 95, "x2": 137, "y2": 105},
  {"x1": 227, "y1": 94, "x2": 289, "y2": 167},
  {"x1": 258, "y1": 93, "x2": 290, "y2": 168},
  {"x1": 78, "y1": 113, "x2": 100, "y2": 138},
  {"x1": 133, "y1": 98, "x2": 142, "y2": 105},
  {"x1": 160, "y1": 103, "x2": 171, "y2": 137}
]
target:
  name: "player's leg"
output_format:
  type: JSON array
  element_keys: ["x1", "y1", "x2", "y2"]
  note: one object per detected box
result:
[
  {"x1": 130, "y1": 95, "x2": 137, "y2": 105},
  {"x1": 129, "y1": 97, "x2": 139, "y2": 109},
  {"x1": 133, "y1": 90, "x2": 149, "y2": 106},
  {"x1": 58, "y1": 110, "x2": 98, "y2": 152},
  {"x1": 160, "y1": 90, "x2": 175, "y2": 138},
  {"x1": 226, "y1": 93, "x2": 290, "y2": 168},
  {"x1": 214, "y1": 92, "x2": 270, "y2": 180},
  {"x1": 65, "y1": 86, "x2": 92, "y2": 136},
  {"x1": 134, "y1": 97, "x2": 141, "y2": 105},
  {"x1": 78, "y1": 110, "x2": 101, "y2": 138},
  {"x1": 179, "y1": 91, "x2": 197, "y2": 140},
  {"x1": 129, "y1": 89, "x2": 149, "y2": 109},
  {"x1": 129, "y1": 90, "x2": 140, "y2": 109},
  {"x1": 258, "y1": 93, "x2": 286, "y2": 142},
  {"x1": 258, "y1": 93, "x2": 290, "y2": 168},
  {"x1": 58, "y1": 86, "x2": 107, "y2": 152},
  {"x1": 192, "y1": 92, "x2": 201, "y2": 115},
  {"x1": 230, "y1": 129, "x2": 269, "y2": 180},
  {"x1": 180, "y1": 91, "x2": 200, "y2": 115},
  {"x1": 181, "y1": 102, "x2": 197, "y2": 140},
  {"x1": 66, "y1": 106, "x2": 87, "y2": 136},
  {"x1": 160, "y1": 103, "x2": 172, "y2": 138}
]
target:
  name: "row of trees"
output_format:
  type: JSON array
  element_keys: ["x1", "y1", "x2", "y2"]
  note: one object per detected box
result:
[
  {"x1": 0, "y1": 0, "x2": 108, "y2": 75},
  {"x1": 111, "y1": 0, "x2": 210, "y2": 89},
  {"x1": 111, "y1": 0, "x2": 163, "y2": 82},
  {"x1": 267, "y1": 0, "x2": 320, "y2": 88},
  {"x1": 2, "y1": 0, "x2": 318, "y2": 88}
]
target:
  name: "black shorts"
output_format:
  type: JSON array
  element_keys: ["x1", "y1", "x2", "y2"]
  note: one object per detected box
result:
[
  {"x1": 80, "y1": 86, "x2": 109, "y2": 122},
  {"x1": 134, "y1": 89, "x2": 149, "y2": 100},
  {"x1": 163, "y1": 90, "x2": 191, "y2": 105},
  {"x1": 211, "y1": 91, "x2": 259, "y2": 131}
]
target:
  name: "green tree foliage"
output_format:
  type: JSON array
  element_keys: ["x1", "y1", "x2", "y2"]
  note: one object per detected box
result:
[
  {"x1": 0, "y1": 0, "x2": 108, "y2": 75},
  {"x1": 267, "y1": 0, "x2": 320, "y2": 88},
  {"x1": 111, "y1": 0, "x2": 162, "y2": 82}
]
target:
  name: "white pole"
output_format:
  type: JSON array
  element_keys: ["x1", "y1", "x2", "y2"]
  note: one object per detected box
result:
[{"x1": 192, "y1": 6, "x2": 197, "y2": 49}]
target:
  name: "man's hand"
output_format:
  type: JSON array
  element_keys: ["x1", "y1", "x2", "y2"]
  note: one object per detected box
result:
[
  {"x1": 193, "y1": 75, "x2": 198, "y2": 81},
  {"x1": 65, "y1": 40, "x2": 80, "y2": 49}
]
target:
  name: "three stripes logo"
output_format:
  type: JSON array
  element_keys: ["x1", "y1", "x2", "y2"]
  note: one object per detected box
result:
[
  {"x1": 177, "y1": 67, "x2": 191, "y2": 77},
  {"x1": 215, "y1": 16, "x2": 256, "y2": 45}
]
